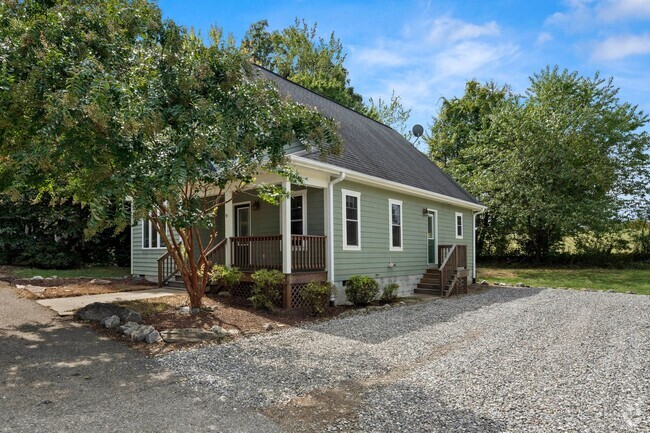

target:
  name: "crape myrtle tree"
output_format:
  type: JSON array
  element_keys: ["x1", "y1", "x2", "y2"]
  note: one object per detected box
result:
[
  {"x1": 427, "y1": 67, "x2": 649, "y2": 261},
  {"x1": 0, "y1": 0, "x2": 341, "y2": 308}
]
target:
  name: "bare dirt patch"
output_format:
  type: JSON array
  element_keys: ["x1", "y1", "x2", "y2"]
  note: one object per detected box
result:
[{"x1": 9, "y1": 279, "x2": 154, "y2": 300}]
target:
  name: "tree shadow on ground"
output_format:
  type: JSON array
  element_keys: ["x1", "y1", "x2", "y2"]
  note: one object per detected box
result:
[{"x1": 0, "y1": 318, "x2": 280, "y2": 433}]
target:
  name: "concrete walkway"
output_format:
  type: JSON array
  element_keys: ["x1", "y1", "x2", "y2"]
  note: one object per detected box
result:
[{"x1": 37, "y1": 287, "x2": 182, "y2": 316}]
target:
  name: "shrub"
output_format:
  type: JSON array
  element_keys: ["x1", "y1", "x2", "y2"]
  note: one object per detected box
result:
[
  {"x1": 381, "y1": 283, "x2": 399, "y2": 303},
  {"x1": 301, "y1": 281, "x2": 334, "y2": 316},
  {"x1": 345, "y1": 275, "x2": 379, "y2": 306},
  {"x1": 249, "y1": 269, "x2": 285, "y2": 311},
  {"x1": 209, "y1": 265, "x2": 242, "y2": 292}
]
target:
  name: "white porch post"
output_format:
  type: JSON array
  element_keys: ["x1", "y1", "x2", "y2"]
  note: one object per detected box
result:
[
  {"x1": 224, "y1": 191, "x2": 233, "y2": 267},
  {"x1": 281, "y1": 180, "x2": 292, "y2": 274}
]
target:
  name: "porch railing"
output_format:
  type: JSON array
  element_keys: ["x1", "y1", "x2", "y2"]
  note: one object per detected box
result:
[
  {"x1": 230, "y1": 235, "x2": 327, "y2": 272},
  {"x1": 291, "y1": 235, "x2": 327, "y2": 271},
  {"x1": 231, "y1": 235, "x2": 283, "y2": 270}
]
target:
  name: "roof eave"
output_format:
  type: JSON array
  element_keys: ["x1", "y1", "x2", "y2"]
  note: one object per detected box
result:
[{"x1": 289, "y1": 155, "x2": 486, "y2": 211}]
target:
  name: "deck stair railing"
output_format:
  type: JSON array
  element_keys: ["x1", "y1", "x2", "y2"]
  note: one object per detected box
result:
[
  {"x1": 157, "y1": 238, "x2": 227, "y2": 287},
  {"x1": 438, "y1": 244, "x2": 468, "y2": 297}
]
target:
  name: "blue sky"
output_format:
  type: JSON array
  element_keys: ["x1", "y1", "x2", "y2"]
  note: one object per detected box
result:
[{"x1": 158, "y1": 0, "x2": 650, "y2": 133}]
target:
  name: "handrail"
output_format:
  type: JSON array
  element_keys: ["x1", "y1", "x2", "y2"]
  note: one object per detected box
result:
[
  {"x1": 157, "y1": 238, "x2": 227, "y2": 288},
  {"x1": 157, "y1": 250, "x2": 178, "y2": 288},
  {"x1": 438, "y1": 244, "x2": 468, "y2": 297}
]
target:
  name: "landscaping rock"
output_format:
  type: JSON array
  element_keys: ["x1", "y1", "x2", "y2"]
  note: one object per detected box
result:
[
  {"x1": 177, "y1": 306, "x2": 191, "y2": 314},
  {"x1": 145, "y1": 330, "x2": 162, "y2": 344},
  {"x1": 25, "y1": 284, "x2": 46, "y2": 294},
  {"x1": 479, "y1": 280, "x2": 489, "y2": 285},
  {"x1": 100, "y1": 315, "x2": 120, "y2": 329},
  {"x1": 210, "y1": 325, "x2": 230, "y2": 337},
  {"x1": 159, "y1": 328, "x2": 222, "y2": 343},
  {"x1": 263, "y1": 323, "x2": 274, "y2": 332},
  {"x1": 118, "y1": 321, "x2": 140, "y2": 337},
  {"x1": 75, "y1": 303, "x2": 142, "y2": 323},
  {"x1": 607, "y1": 289, "x2": 615, "y2": 293},
  {"x1": 217, "y1": 291, "x2": 232, "y2": 297},
  {"x1": 89, "y1": 278, "x2": 111, "y2": 285},
  {"x1": 515, "y1": 282, "x2": 525, "y2": 287},
  {"x1": 191, "y1": 308, "x2": 201, "y2": 315},
  {"x1": 202, "y1": 305, "x2": 218, "y2": 312},
  {"x1": 131, "y1": 325, "x2": 155, "y2": 342},
  {"x1": 30, "y1": 276, "x2": 44, "y2": 281},
  {"x1": 627, "y1": 291, "x2": 635, "y2": 294}
]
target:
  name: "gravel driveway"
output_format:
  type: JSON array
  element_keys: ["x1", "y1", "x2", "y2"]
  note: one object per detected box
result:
[{"x1": 160, "y1": 287, "x2": 650, "y2": 432}]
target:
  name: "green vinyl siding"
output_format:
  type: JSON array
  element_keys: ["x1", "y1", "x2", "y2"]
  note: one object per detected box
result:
[
  {"x1": 131, "y1": 219, "x2": 167, "y2": 277},
  {"x1": 333, "y1": 180, "x2": 474, "y2": 281}
]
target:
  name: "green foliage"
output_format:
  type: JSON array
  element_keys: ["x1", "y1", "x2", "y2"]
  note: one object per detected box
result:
[
  {"x1": 249, "y1": 269, "x2": 284, "y2": 311},
  {"x1": 241, "y1": 19, "x2": 411, "y2": 134},
  {"x1": 380, "y1": 283, "x2": 399, "y2": 303},
  {"x1": 0, "y1": 193, "x2": 129, "y2": 269},
  {"x1": 300, "y1": 280, "x2": 333, "y2": 316},
  {"x1": 0, "y1": 1, "x2": 341, "y2": 308},
  {"x1": 209, "y1": 265, "x2": 242, "y2": 291},
  {"x1": 345, "y1": 275, "x2": 379, "y2": 307},
  {"x1": 428, "y1": 67, "x2": 650, "y2": 261}
]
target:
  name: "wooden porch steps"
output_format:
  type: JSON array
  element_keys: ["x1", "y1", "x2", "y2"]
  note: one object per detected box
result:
[{"x1": 415, "y1": 269, "x2": 443, "y2": 296}]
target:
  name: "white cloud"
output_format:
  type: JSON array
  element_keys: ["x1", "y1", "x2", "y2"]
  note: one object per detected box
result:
[
  {"x1": 597, "y1": 0, "x2": 650, "y2": 21},
  {"x1": 354, "y1": 48, "x2": 407, "y2": 67},
  {"x1": 536, "y1": 32, "x2": 553, "y2": 45},
  {"x1": 346, "y1": 15, "x2": 519, "y2": 129},
  {"x1": 427, "y1": 17, "x2": 501, "y2": 43},
  {"x1": 434, "y1": 41, "x2": 518, "y2": 77},
  {"x1": 592, "y1": 34, "x2": 650, "y2": 60}
]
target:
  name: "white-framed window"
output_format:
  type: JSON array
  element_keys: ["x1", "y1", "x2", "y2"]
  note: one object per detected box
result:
[
  {"x1": 389, "y1": 199, "x2": 403, "y2": 251},
  {"x1": 342, "y1": 189, "x2": 361, "y2": 250},
  {"x1": 455, "y1": 212, "x2": 464, "y2": 239},
  {"x1": 142, "y1": 219, "x2": 166, "y2": 249},
  {"x1": 291, "y1": 190, "x2": 307, "y2": 235}
]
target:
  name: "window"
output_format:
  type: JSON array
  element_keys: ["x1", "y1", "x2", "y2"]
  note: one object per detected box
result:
[
  {"x1": 389, "y1": 199, "x2": 403, "y2": 251},
  {"x1": 142, "y1": 219, "x2": 165, "y2": 249},
  {"x1": 455, "y1": 212, "x2": 464, "y2": 239},
  {"x1": 342, "y1": 189, "x2": 360, "y2": 250},
  {"x1": 291, "y1": 190, "x2": 307, "y2": 235}
]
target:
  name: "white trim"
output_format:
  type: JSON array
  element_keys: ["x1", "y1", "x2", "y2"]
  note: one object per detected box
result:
[
  {"x1": 472, "y1": 208, "x2": 485, "y2": 282},
  {"x1": 328, "y1": 173, "x2": 346, "y2": 281},
  {"x1": 427, "y1": 209, "x2": 439, "y2": 266},
  {"x1": 341, "y1": 188, "x2": 361, "y2": 251},
  {"x1": 388, "y1": 199, "x2": 403, "y2": 252},
  {"x1": 455, "y1": 212, "x2": 464, "y2": 239},
  {"x1": 290, "y1": 155, "x2": 486, "y2": 211},
  {"x1": 233, "y1": 201, "x2": 252, "y2": 236},
  {"x1": 130, "y1": 201, "x2": 134, "y2": 275},
  {"x1": 281, "y1": 180, "x2": 292, "y2": 274},
  {"x1": 291, "y1": 189, "x2": 307, "y2": 235},
  {"x1": 141, "y1": 218, "x2": 166, "y2": 250}
]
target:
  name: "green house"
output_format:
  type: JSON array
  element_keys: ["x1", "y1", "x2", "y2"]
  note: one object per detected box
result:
[{"x1": 131, "y1": 66, "x2": 485, "y2": 306}]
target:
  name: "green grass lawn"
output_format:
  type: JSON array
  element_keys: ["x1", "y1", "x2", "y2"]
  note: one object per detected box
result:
[
  {"x1": 478, "y1": 266, "x2": 650, "y2": 295},
  {"x1": 8, "y1": 266, "x2": 131, "y2": 279}
]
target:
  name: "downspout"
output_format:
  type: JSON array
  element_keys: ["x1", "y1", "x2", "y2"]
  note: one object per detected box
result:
[
  {"x1": 472, "y1": 208, "x2": 486, "y2": 283},
  {"x1": 327, "y1": 172, "x2": 346, "y2": 283}
]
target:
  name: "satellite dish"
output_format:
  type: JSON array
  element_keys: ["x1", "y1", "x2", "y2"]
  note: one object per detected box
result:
[{"x1": 412, "y1": 124, "x2": 424, "y2": 138}]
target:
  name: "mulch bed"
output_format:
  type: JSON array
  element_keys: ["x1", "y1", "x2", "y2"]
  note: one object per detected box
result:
[{"x1": 101, "y1": 293, "x2": 352, "y2": 356}]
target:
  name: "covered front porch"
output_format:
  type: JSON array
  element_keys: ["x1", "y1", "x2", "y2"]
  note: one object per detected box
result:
[{"x1": 157, "y1": 175, "x2": 331, "y2": 307}]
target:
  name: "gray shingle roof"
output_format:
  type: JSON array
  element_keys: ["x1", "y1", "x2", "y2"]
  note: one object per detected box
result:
[{"x1": 254, "y1": 66, "x2": 481, "y2": 205}]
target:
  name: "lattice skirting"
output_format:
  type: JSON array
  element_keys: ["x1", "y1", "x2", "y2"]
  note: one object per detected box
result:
[
  {"x1": 230, "y1": 282, "x2": 253, "y2": 299},
  {"x1": 230, "y1": 280, "x2": 326, "y2": 309}
]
